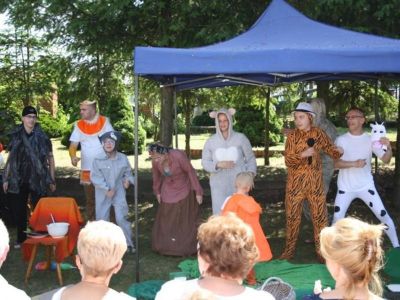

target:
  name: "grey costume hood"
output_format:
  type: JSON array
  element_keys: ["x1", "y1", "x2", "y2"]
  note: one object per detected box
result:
[
  {"x1": 210, "y1": 108, "x2": 236, "y2": 141},
  {"x1": 202, "y1": 107, "x2": 256, "y2": 214}
]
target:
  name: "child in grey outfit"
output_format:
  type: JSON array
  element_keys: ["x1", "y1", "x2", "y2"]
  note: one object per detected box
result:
[{"x1": 90, "y1": 131, "x2": 135, "y2": 252}]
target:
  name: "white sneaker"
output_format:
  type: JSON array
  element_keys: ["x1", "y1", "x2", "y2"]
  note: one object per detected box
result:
[
  {"x1": 127, "y1": 246, "x2": 136, "y2": 254},
  {"x1": 14, "y1": 243, "x2": 21, "y2": 249}
]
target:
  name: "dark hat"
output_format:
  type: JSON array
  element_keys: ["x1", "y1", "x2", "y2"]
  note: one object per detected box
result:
[
  {"x1": 22, "y1": 106, "x2": 37, "y2": 117},
  {"x1": 99, "y1": 131, "x2": 121, "y2": 145}
]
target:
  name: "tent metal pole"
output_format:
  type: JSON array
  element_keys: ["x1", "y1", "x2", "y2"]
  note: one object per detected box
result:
[
  {"x1": 134, "y1": 75, "x2": 140, "y2": 282},
  {"x1": 174, "y1": 77, "x2": 178, "y2": 148},
  {"x1": 373, "y1": 80, "x2": 379, "y2": 174}
]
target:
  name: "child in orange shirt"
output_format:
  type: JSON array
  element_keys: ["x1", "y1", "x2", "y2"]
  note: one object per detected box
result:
[{"x1": 221, "y1": 171, "x2": 273, "y2": 285}]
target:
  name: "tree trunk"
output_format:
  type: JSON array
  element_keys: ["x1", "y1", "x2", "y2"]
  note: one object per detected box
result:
[
  {"x1": 264, "y1": 88, "x2": 271, "y2": 166},
  {"x1": 393, "y1": 98, "x2": 400, "y2": 209},
  {"x1": 160, "y1": 86, "x2": 174, "y2": 147},
  {"x1": 350, "y1": 81, "x2": 356, "y2": 107},
  {"x1": 317, "y1": 81, "x2": 330, "y2": 113},
  {"x1": 374, "y1": 81, "x2": 381, "y2": 122}
]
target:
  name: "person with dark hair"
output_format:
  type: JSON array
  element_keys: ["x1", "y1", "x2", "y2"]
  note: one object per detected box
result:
[
  {"x1": 90, "y1": 131, "x2": 135, "y2": 253},
  {"x1": 149, "y1": 143, "x2": 203, "y2": 256},
  {"x1": 2, "y1": 106, "x2": 56, "y2": 248},
  {"x1": 332, "y1": 107, "x2": 399, "y2": 248}
]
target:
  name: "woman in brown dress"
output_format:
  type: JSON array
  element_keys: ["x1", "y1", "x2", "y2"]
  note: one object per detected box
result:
[{"x1": 149, "y1": 143, "x2": 203, "y2": 256}]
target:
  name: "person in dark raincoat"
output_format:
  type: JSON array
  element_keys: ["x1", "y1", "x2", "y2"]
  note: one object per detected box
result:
[{"x1": 2, "y1": 106, "x2": 56, "y2": 248}]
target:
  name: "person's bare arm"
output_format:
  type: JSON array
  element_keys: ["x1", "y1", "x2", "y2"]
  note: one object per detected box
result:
[
  {"x1": 334, "y1": 158, "x2": 366, "y2": 169},
  {"x1": 379, "y1": 137, "x2": 392, "y2": 164},
  {"x1": 48, "y1": 153, "x2": 56, "y2": 192},
  {"x1": 2, "y1": 161, "x2": 10, "y2": 193},
  {"x1": 69, "y1": 142, "x2": 80, "y2": 166}
]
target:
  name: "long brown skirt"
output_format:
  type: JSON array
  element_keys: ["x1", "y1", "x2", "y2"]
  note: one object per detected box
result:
[{"x1": 152, "y1": 192, "x2": 199, "y2": 256}]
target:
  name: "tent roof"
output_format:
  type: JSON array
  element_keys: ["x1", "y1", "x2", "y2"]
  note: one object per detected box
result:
[{"x1": 134, "y1": 0, "x2": 400, "y2": 89}]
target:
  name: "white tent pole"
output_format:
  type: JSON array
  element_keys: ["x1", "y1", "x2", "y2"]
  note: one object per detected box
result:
[{"x1": 134, "y1": 75, "x2": 140, "y2": 282}]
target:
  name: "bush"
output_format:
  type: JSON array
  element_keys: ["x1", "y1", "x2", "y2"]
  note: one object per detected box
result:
[
  {"x1": 61, "y1": 123, "x2": 74, "y2": 148},
  {"x1": 192, "y1": 112, "x2": 215, "y2": 127},
  {"x1": 0, "y1": 109, "x2": 19, "y2": 146},
  {"x1": 233, "y1": 107, "x2": 282, "y2": 147},
  {"x1": 176, "y1": 114, "x2": 186, "y2": 134},
  {"x1": 106, "y1": 93, "x2": 146, "y2": 155},
  {"x1": 141, "y1": 116, "x2": 157, "y2": 138},
  {"x1": 39, "y1": 109, "x2": 69, "y2": 138}
]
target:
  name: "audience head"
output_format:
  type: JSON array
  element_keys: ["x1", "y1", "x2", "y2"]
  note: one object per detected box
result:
[
  {"x1": 0, "y1": 219, "x2": 10, "y2": 268},
  {"x1": 320, "y1": 217, "x2": 384, "y2": 298},
  {"x1": 197, "y1": 214, "x2": 259, "y2": 280},
  {"x1": 235, "y1": 171, "x2": 254, "y2": 192},
  {"x1": 76, "y1": 220, "x2": 127, "y2": 278}
]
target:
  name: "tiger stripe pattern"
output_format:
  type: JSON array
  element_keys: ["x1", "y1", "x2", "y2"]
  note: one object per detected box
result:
[{"x1": 280, "y1": 127, "x2": 342, "y2": 260}]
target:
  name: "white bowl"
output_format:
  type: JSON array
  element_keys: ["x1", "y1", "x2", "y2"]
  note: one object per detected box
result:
[{"x1": 47, "y1": 222, "x2": 69, "y2": 238}]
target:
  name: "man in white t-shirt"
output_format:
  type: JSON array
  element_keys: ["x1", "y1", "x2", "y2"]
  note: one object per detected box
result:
[
  {"x1": 69, "y1": 100, "x2": 113, "y2": 221},
  {"x1": 0, "y1": 219, "x2": 30, "y2": 299},
  {"x1": 333, "y1": 107, "x2": 399, "y2": 248}
]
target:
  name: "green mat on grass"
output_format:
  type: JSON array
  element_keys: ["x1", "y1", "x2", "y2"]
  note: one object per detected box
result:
[
  {"x1": 384, "y1": 248, "x2": 400, "y2": 284},
  {"x1": 179, "y1": 259, "x2": 335, "y2": 299},
  {"x1": 127, "y1": 249, "x2": 400, "y2": 300},
  {"x1": 127, "y1": 280, "x2": 165, "y2": 300}
]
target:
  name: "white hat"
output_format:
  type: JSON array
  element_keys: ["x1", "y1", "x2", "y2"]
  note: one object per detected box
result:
[{"x1": 293, "y1": 102, "x2": 316, "y2": 117}]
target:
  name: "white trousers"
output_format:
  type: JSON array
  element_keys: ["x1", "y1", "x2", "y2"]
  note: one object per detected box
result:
[{"x1": 332, "y1": 186, "x2": 399, "y2": 247}]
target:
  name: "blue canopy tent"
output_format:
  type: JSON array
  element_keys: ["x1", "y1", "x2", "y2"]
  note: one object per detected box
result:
[
  {"x1": 134, "y1": 0, "x2": 400, "y2": 90},
  {"x1": 130, "y1": 0, "x2": 400, "y2": 282}
]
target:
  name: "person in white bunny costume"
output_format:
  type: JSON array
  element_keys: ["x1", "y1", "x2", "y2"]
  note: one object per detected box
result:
[{"x1": 202, "y1": 108, "x2": 257, "y2": 214}]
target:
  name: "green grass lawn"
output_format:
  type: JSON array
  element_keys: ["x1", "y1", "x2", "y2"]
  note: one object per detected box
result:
[{"x1": 0, "y1": 129, "x2": 397, "y2": 298}]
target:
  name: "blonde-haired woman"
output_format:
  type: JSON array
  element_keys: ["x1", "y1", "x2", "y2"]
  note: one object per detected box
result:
[
  {"x1": 303, "y1": 217, "x2": 384, "y2": 300},
  {"x1": 155, "y1": 214, "x2": 274, "y2": 300},
  {"x1": 52, "y1": 220, "x2": 135, "y2": 300}
]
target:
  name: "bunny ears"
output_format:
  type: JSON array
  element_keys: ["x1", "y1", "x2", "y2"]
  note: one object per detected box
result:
[{"x1": 209, "y1": 108, "x2": 236, "y2": 119}]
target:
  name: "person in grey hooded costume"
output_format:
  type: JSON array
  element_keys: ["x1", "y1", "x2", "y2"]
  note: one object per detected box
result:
[
  {"x1": 90, "y1": 131, "x2": 135, "y2": 252},
  {"x1": 302, "y1": 98, "x2": 338, "y2": 224},
  {"x1": 202, "y1": 108, "x2": 257, "y2": 214}
]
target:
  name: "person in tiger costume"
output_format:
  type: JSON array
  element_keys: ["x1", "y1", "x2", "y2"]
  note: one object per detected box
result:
[{"x1": 280, "y1": 102, "x2": 343, "y2": 261}]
